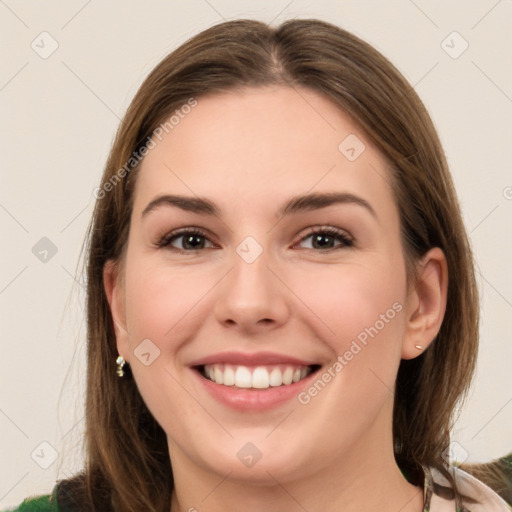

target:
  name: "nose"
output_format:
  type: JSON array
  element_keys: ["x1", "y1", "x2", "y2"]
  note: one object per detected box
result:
[{"x1": 213, "y1": 241, "x2": 290, "y2": 335}]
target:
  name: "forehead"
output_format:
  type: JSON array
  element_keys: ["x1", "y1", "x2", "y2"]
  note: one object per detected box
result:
[{"x1": 133, "y1": 86, "x2": 397, "y2": 222}]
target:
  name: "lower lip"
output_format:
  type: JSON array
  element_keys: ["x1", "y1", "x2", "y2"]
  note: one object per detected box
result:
[{"x1": 192, "y1": 368, "x2": 319, "y2": 411}]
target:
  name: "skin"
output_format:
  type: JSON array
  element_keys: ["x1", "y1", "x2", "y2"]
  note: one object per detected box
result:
[{"x1": 104, "y1": 85, "x2": 448, "y2": 512}]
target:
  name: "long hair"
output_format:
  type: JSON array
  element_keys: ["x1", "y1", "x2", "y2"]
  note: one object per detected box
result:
[{"x1": 60, "y1": 18, "x2": 493, "y2": 511}]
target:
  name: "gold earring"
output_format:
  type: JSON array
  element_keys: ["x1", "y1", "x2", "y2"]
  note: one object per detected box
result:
[
  {"x1": 415, "y1": 345, "x2": 423, "y2": 350},
  {"x1": 116, "y1": 355, "x2": 126, "y2": 377}
]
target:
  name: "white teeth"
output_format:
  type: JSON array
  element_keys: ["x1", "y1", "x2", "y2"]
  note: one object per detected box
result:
[
  {"x1": 214, "y1": 366, "x2": 223, "y2": 385},
  {"x1": 252, "y1": 367, "x2": 269, "y2": 389},
  {"x1": 282, "y1": 367, "x2": 294, "y2": 385},
  {"x1": 223, "y1": 365, "x2": 235, "y2": 386},
  {"x1": 269, "y1": 367, "x2": 282, "y2": 387},
  {"x1": 203, "y1": 364, "x2": 313, "y2": 389},
  {"x1": 234, "y1": 366, "x2": 252, "y2": 388}
]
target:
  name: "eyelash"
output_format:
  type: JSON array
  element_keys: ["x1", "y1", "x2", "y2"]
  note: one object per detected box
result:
[{"x1": 155, "y1": 226, "x2": 354, "y2": 253}]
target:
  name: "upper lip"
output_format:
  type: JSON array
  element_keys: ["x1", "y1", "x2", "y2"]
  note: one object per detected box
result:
[{"x1": 189, "y1": 351, "x2": 319, "y2": 367}]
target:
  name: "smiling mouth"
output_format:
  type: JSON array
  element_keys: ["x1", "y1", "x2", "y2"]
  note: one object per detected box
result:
[{"x1": 195, "y1": 363, "x2": 322, "y2": 390}]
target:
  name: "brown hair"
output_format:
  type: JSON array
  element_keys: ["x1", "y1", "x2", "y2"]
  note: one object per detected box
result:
[{"x1": 61, "y1": 18, "x2": 496, "y2": 511}]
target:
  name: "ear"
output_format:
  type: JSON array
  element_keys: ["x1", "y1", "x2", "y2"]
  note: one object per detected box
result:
[
  {"x1": 401, "y1": 247, "x2": 448, "y2": 359},
  {"x1": 103, "y1": 259, "x2": 130, "y2": 362}
]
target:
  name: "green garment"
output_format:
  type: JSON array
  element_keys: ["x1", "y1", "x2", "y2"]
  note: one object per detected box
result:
[{"x1": 3, "y1": 484, "x2": 58, "y2": 512}]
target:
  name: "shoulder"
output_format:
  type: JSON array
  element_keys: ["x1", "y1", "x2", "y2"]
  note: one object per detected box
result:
[
  {"x1": 3, "y1": 475, "x2": 85, "y2": 512},
  {"x1": 429, "y1": 465, "x2": 512, "y2": 511},
  {"x1": 2, "y1": 491, "x2": 58, "y2": 512}
]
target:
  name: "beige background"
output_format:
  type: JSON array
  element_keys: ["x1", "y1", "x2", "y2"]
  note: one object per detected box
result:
[{"x1": 1, "y1": 0, "x2": 511, "y2": 507}]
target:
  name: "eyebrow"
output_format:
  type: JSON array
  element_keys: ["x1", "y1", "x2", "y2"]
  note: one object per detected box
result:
[{"x1": 141, "y1": 191, "x2": 377, "y2": 220}]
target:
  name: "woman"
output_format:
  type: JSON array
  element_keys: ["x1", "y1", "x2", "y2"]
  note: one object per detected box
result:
[{"x1": 8, "y1": 18, "x2": 512, "y2": 512}]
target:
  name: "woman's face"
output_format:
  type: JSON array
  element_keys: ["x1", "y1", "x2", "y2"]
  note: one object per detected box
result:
[{"x1": 106, "y1": 85, "x2": 437, "y2": 484}]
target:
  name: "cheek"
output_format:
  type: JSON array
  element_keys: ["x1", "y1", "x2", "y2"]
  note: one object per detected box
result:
[
  {"x1": 295, "y1": 259, "x2": 406, "y2": 405},
  {"x1": 124, "y1": 259, "x2": 208, "y2": 345},
  {"x1": 292, "y1": 259, "x2": 405, "y2": 346},
  {"x1": 121, "y1": 259, "x2": 210, "y2": 431},
  {"x1": 293, "y1": 264, "x2": 406, "y2": 425}
]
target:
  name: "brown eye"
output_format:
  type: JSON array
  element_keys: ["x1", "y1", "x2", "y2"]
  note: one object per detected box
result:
[
  {"x1": 156, "y1": 226, "x2": 353, "y2": 254},
  {"x1": 156, "y1": 228, "x2": 214, "y2": 252},
  {"x1": 297, "y1": 227, "x2": 353, "y2": 250}
]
